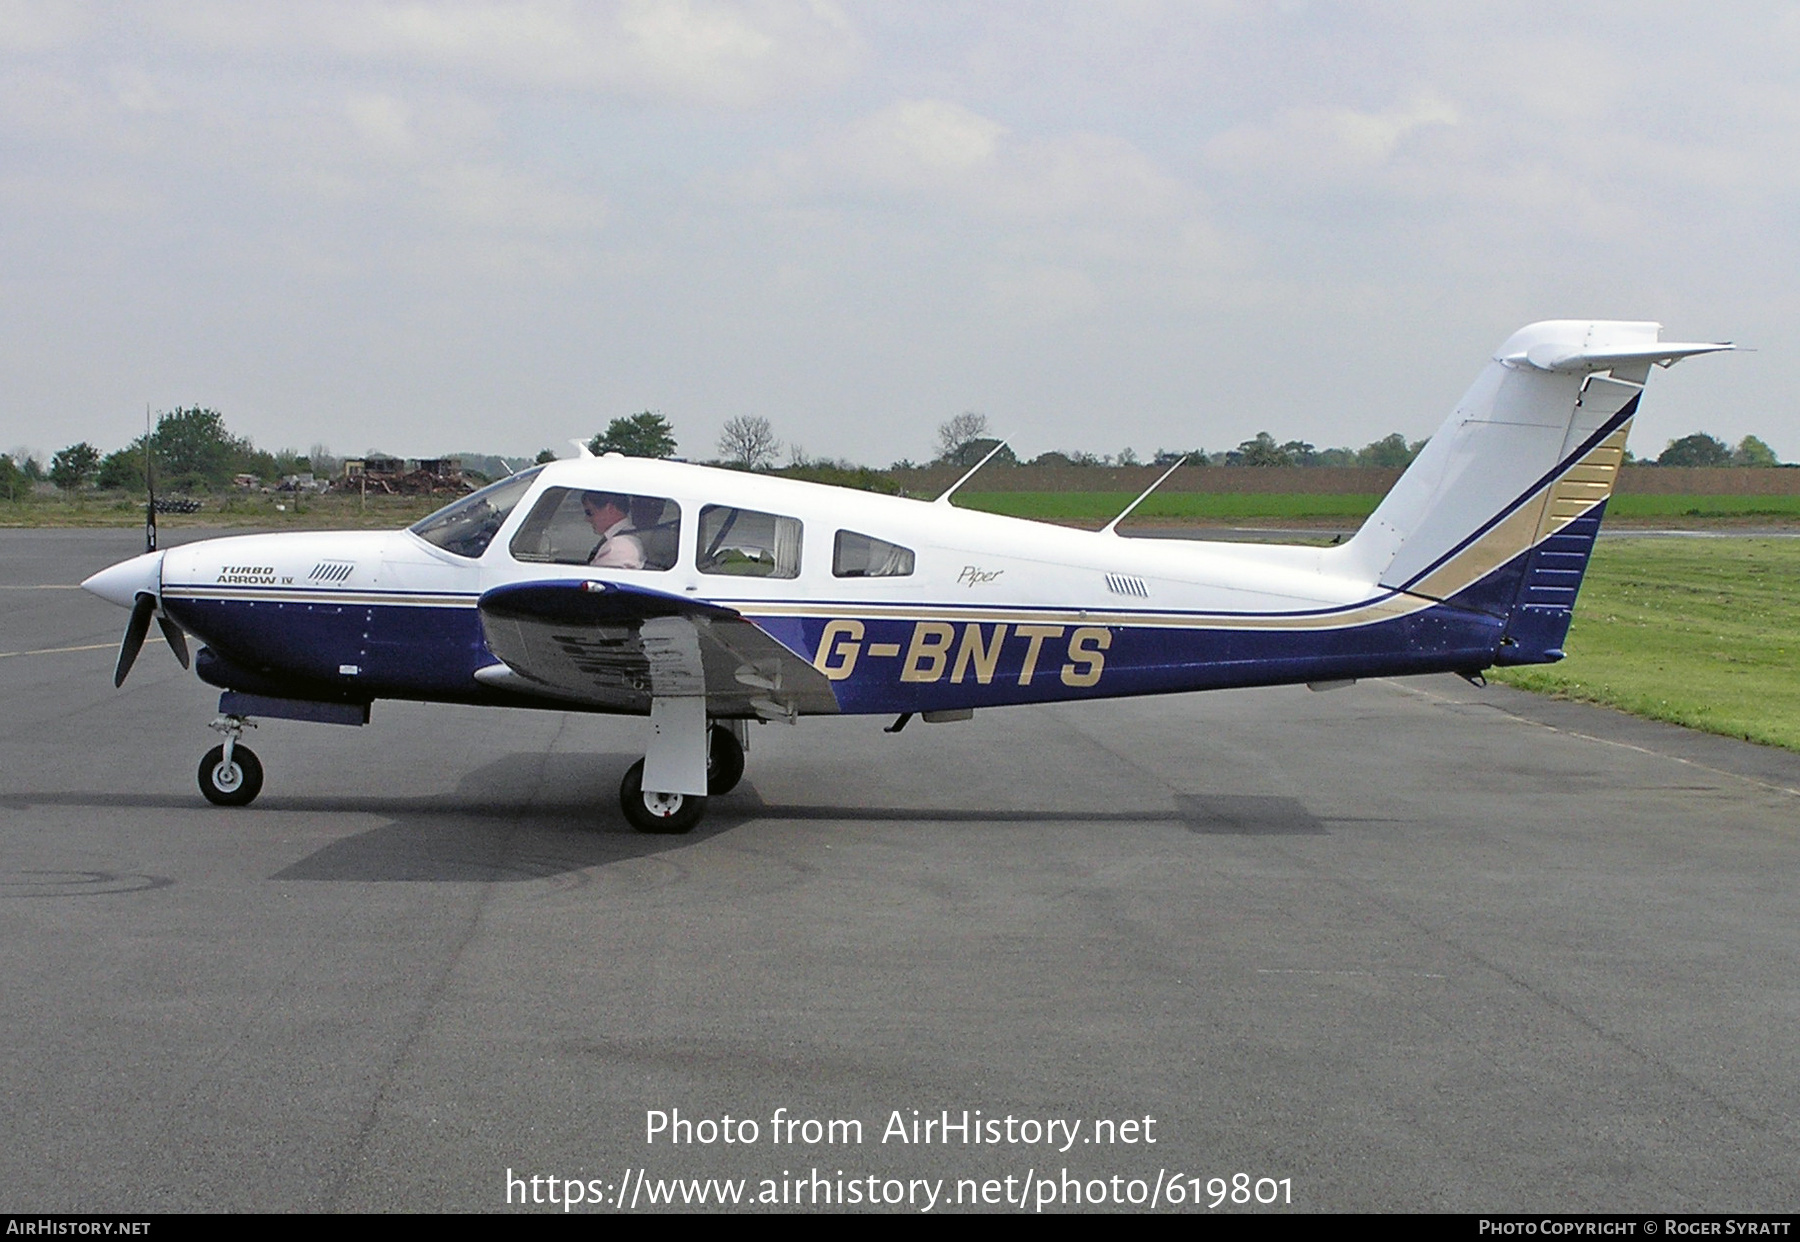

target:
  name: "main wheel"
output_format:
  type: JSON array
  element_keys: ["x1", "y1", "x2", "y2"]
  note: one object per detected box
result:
[
  {"x1": 198, "y1": 744, "x2": 263, "y2": 807},
  {"x1": 707, "y1": 724, "x2": 745, "y2": 796},
  {"x1": 619, "y1": 759, "x2": 706, "y2": 834}
]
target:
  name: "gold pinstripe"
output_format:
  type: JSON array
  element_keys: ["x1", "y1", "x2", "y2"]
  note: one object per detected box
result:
[
  {"x1": 163, "y1": 588, "x2": 479, "y2": 608},
  {"x1": 1405, "y1": 422, "x2": 1629, "y2": 603}
]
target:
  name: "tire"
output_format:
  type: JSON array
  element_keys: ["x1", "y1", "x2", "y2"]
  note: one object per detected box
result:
[
  {"x1": 707, "y1": 724, "x2": 745, "y2": 796},
  {"x1": 619, "y1": 759, "x2": 706, "y2": 834},
  {"x1": 198, "y1": 744, "x2": 263, "y2": 807}
]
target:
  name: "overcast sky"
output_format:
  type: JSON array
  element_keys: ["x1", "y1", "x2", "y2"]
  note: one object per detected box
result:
[{"x1": 2, "y1": 2, "x2": 1792, "y2": 467}]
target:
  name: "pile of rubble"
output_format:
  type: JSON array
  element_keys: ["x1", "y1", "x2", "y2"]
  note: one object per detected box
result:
[{"x1": 332, "y1": 457, "x2": 473, "y2": 496}]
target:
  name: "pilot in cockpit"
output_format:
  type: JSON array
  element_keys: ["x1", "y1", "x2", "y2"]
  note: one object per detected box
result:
[{"x1": 582, "y1": 491, "x2": 646, "y2": 569}]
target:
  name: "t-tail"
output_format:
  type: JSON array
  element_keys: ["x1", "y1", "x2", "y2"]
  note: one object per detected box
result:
[{"x1": 1338, "y1": 321, "x2": 1732, "y2": 666}]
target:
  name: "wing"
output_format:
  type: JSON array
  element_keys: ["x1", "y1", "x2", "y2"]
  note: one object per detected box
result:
[{"x1": 476, "y1": 578, "x2": 840, "y2": 719}]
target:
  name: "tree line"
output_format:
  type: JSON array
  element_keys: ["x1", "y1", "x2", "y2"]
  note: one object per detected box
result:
[
  {"x1": 3, "y1": 407, "x2": 331, "y2": 500},
  {"x1": 3, "y1": 407, "x2": 1786, "y2": 505},
  {"x1": 581, "y1": 410, "x2": 1789, "y2": 477}
]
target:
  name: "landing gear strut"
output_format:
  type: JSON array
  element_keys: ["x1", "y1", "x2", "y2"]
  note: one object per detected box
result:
[{"x1": 199, "y1": 715, "x2": 262, "y2": 806}]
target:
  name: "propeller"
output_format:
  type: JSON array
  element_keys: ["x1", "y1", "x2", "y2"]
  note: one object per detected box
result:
[
  {"x1": 105, "y1": 587, "x2": 190, "y2": 687},
  {"x1": 114, "y1": 592, "x2": 156, "y2": 687},
  {"x1": 158, "y1": 613, "x2": 190, "y2": 669},
  {"x1": 144, "y1": 404, "x2": 158, "y2": 554},
  {"x1": 106, "y1": 407, "x2": 190, "y2": 687}
]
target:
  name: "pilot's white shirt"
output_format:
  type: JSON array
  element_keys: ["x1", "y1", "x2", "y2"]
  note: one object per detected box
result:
[{"x1": 590, "y1": 518, "x2": 646, "y2": 569}]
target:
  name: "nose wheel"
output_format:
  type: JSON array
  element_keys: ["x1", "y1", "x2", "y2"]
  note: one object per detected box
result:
[
  {"x1": 199, "y1": 743, "x2": 263, "y2": 806},
  {"x1": 199, "y1": 713, "x2": 263, "y2": 806}
]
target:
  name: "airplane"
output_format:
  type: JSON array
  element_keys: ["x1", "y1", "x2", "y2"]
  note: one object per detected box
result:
[{"x1": 82, "y1": 320, "x2": 1731, "y2": 833}]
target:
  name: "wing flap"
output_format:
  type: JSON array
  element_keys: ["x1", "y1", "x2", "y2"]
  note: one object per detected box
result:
[{"x1": 478, "y1": 578, "x2": 839, "y2": 717}]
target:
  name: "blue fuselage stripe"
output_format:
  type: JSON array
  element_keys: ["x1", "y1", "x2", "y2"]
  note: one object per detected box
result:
[{"x1": 165, "y1": 581, "x2": 1507, "y2": 715}]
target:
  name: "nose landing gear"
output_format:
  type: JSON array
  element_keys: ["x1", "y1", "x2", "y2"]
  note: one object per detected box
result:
[{"x1": 199, "y1": 715, "x2": 262, "y2": 806}]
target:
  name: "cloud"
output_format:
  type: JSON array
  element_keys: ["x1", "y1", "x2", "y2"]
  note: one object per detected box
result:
[
  {"x1": 980, "y1": 263, "x2": 1101, "y2": 324},
  {"x1": 0, "y1": 0, "x2": 96, "y2": 53},
  {"x1": 1207, "y1": 92, "x2": 1461, "y2": 179},
  {"x1": 422, "y1": 161, "x2": 606, "y2": 233},
  {"x1": 345, "y1": 92, "x2": 416, "y2": 155},
  {"x1": 725, "y1": 97, "x2": 1240, "y2": 326},
  {"x1": 145, "y1": 0, "x2": 860, "y2": 106},
  {"x1": 750, "y1": 97, "x2": 1196, "y2": 223},
  {"x1": 845, "y1": 98, "x2": 1006, "y2": 178}
]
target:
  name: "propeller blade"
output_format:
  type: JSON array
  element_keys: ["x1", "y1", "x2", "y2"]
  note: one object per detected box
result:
[
  {"x1": 156, "y1": 613, "x2": 190, "y2": 669},
  {"x1": 145, "y1": 405, "x2": 158, "y2": 553},
  {"x1": 114, "y1": 592, "x2": 156, "y2": 687}
]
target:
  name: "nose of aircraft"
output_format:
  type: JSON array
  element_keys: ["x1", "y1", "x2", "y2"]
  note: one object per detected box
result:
[{"x1": 82, "y1": 550, "x2": 165, "y2": 609}]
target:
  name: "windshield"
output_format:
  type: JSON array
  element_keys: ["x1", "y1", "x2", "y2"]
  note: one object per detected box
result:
[{"x1": 409, "y1": 468, "x2": 543, "y2": 558}]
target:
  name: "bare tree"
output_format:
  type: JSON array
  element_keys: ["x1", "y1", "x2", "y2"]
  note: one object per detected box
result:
[
  {"x1": 718, "y1": 416, "x2": 781, "y2": 470},
  {"x1": 935, "y1": 411, "x2": 989, "y2": 462}
]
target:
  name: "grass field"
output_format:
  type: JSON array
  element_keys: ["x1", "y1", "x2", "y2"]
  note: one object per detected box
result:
[
  {"x1": 1491, "y1": 538, "x2": 1800, "y2": 752},
  {"x1": 9, "y1": 488, "x2": 1800, "y2": 530},
  {"x1": 954, "y1": 491, "x2": 1384, "y2": 523},
  {"x1": 953, "y1": 491, "x2": 1800, "y2": 525}
]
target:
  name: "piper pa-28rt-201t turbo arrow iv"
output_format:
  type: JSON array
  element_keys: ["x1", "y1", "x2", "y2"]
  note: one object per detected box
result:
[{"x1": 84, "y1": 320, "x2": 1731, "y2": 833}]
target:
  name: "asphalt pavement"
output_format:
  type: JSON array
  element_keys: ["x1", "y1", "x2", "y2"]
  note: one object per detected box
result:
[{"x1": 3, "y1": 528, "x2": 1797, "y2": 1213}]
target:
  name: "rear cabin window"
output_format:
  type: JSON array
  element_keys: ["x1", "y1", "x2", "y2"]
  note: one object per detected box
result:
[
  {"x1": 410, "y1": 468, "x2": 542, "y2": 559},
  {"x1": 697, "y1": 505, "x2": 802, "y2": 578},
  {"x1": 508, "y1": 487, "x2": 681, "y2": 570},
  {"x1": 833, "y1": 530, "x2": 915, "y2": 578}
]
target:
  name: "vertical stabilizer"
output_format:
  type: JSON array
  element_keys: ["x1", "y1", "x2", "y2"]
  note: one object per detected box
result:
[{"x1": 1338, "y1": 320, "x2": 1730, "y2": 662}]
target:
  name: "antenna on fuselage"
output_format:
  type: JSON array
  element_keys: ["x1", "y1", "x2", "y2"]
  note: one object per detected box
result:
[
  {"x1": 570, "y1": 438, "x2": 595, "y2": 459},
  {"x1": 933, "y1": 440, "x2": 1011, "y2": 506},
  {"x1": 1098, "y1": 456, "x2": 1185, "y2": 537}
]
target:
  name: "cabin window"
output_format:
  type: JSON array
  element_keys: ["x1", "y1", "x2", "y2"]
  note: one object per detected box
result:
[
  {"x1": 833, "y1": 530, "x2": 915, "y2": 578},
  {"x1": 409, "y1": 468, "x2": 542, "y2": 559},
  {"x1": 697, "y1": 505, "x2": 802, "y2": 578},
  {"x1": 508, "y1": 487, "x2": 681, "y2": 570}
]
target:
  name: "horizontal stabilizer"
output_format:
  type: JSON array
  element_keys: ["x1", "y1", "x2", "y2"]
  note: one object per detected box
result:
[{"x1": 1509, "y1": 340, "x2": 1733, "y2": 375}]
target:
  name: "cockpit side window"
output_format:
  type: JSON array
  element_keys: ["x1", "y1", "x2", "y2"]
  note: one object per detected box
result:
[
  {"x1": 509, "y1": 488, "x2": 681, "y2": 570},
  {"x1": 833, "y1": 530, "x2": 915, "y2": 578},
  {"x1": 697, "y1": 505, "x2": 802, "y2": 578},
  {"x1": 409, "y1": 468, "x2": 542, "y2": 559}
]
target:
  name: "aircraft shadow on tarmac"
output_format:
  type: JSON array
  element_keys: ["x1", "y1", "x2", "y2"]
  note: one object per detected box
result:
[{"x1": 4, "y1": 753, "x2": 1390, "y2": 885}]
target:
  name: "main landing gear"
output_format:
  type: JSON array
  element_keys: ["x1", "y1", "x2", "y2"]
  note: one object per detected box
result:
[
  {"x1": 617, "y1": 718, "x2": 746, "y2": 834},
  {"x1": 618, "y1": 759, "x2": 703, "y2": 834},
  {"x1": 187, "y1": 705, "x2": 748, "y2": 829},
  {"x1": 198, "y1": 715, "x2": 262, "y2": 806},
  {"x1": 705, "y1": 722, "x2": 745, "y2": 796}
]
